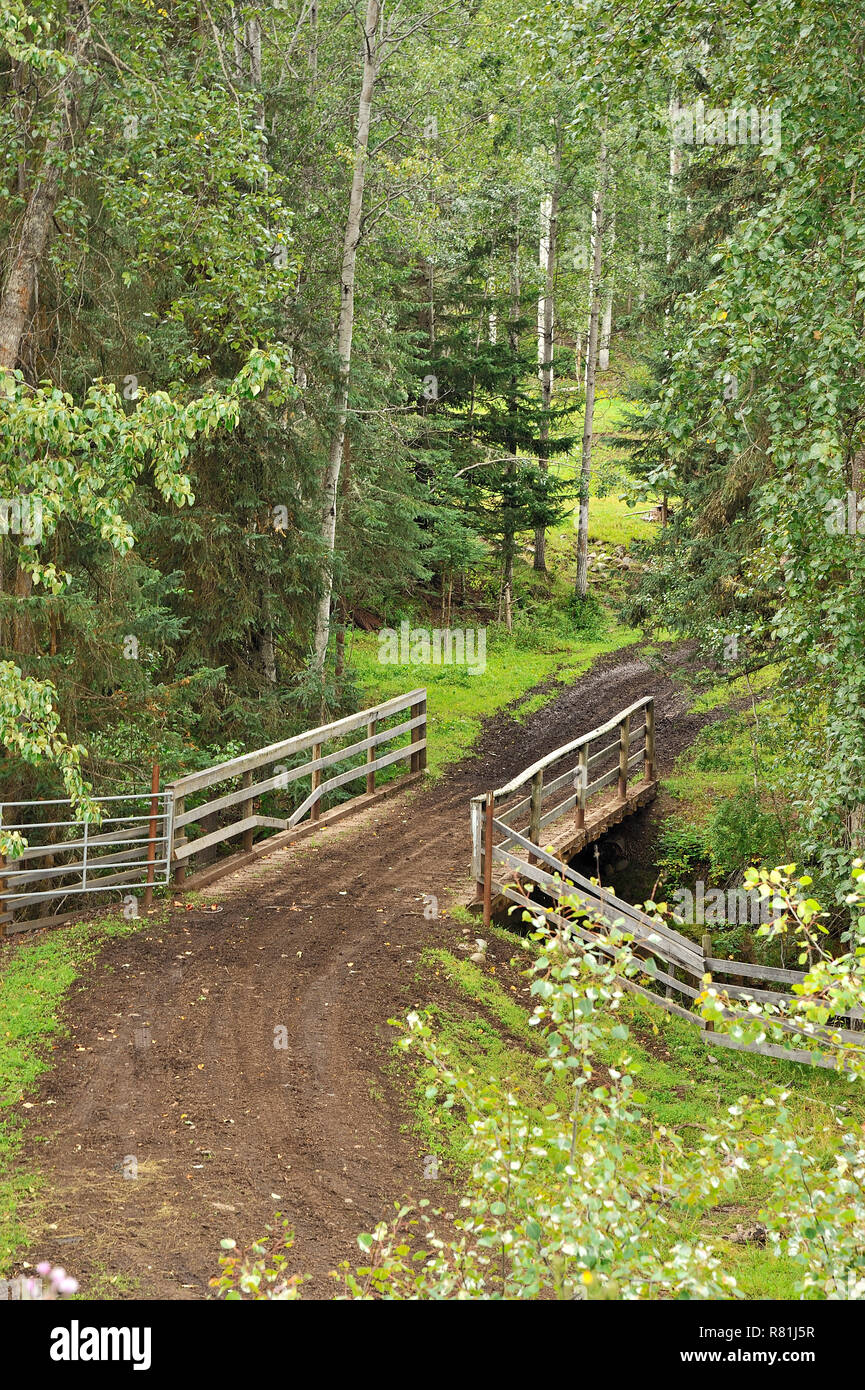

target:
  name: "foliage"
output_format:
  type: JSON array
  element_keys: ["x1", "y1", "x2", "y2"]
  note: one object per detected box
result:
[{"x1": 211, "y1": 865, "x2": 865, "y2": 1300}]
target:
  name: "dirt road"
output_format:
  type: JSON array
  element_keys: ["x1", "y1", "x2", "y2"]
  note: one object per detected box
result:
[{"x1": 15, "y1": 643, "x2": 715, "y2": 1299}]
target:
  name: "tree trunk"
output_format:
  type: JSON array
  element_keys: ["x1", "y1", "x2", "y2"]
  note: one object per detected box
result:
[
  {"x1": 310, "y1": 0, "x2": 381, "y2": 677},
  {"x1": 533, "y1": 125, "x2": 561, "y2": 573},
  {"x1": 502, "y1": 213, "x2": 521, "y2": 631},
  {"x1": 575, "y1": 131, "x2": 607, "y2": 600},
  {"x1": 0, "y1": 2, "x2": 91, "y2": 374},
  {"x1": 848, "y1": 445, "x2": 865, "y2": 850},
  {"x1": 598, "y1": 200, "x2": 615, "y2": 371}
]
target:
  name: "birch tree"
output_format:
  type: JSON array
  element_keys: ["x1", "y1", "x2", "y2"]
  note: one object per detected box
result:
[
  {"x1": 575, "y1": 130, "x2": 607, "y2": 600},
  {"x1": 597, "y1": 198, "x2": 615, "y2": 371},
  {"x1": 310, "y1": 0, "x2": 382, "y2": 678},
  {"x1": 533, "y1": 124, "x2": 560, "y2": 572}
]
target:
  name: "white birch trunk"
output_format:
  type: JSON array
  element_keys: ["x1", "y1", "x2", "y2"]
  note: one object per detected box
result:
[
  {"x1": 311, "y1": 0, "x2": 381, "y2": 676},
  {"x1": 576, "y1": 132, "x2": 607, "y2": 599},
  {"x1": 534, "y1": 129, "x2": 560, "y2": 572},
  {"x1": 0, "y1": 2, "x2": 90, "y2": 373},
  {"x1": 598, "y1": 201, "x2": 615, "y2": 371}
]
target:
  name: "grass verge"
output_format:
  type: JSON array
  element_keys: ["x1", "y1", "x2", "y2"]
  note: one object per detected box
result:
[
  {"x1": 0, "y1": 905, "x2": 167, "y2": 1272},
  {"x1": 399, "y1": 935, "x2": 864, "y2": 1298}
]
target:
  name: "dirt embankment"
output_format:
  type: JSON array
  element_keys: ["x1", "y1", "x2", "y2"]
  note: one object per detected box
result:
[{"x1": 12, "y1": 643, "x2": 719, "y2": 1299}]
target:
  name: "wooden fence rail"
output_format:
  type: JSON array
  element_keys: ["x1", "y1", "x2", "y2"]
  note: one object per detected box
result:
[
  {"x1": 471, "y1": 696, "x2": 657, "y2": 902},
  {"x1": 487, "y1": 822, "x2": 863, "y2": 1074},
  {"x1": 1, "y1": 689, "x2": 427, "y2": 932},
  {"x1": 168, "y1": 687, "x2": 427, "y2": 883}
]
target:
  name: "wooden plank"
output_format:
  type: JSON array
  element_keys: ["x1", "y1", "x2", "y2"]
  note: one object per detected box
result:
[
  {"x1": 499, "y1": 884, "x2": 704, "y2": 1023},
  {"x1": 576, "y1": 743, "x2": 588, "y2": 829},
  {"x1": 470, "y1": 796, "x2": 484, "y2": 885},
  {"x1": 173, "y1": 714, "x2": 425, "y2": 826},
  {"x1": 287, "y1": 741, "x2": 422, "y2": 826},
  {"x1": 626, "y1": 979, "x2": 707, "y2": 1026},
  {"x1": 499, "y1": 884, "x2": 617, "y2": 958},
  {"x1": 173, "y1": 814, "x2": 287, "y2": 862},
  {"x1": 366, "y1": 717, "x2": 377, "y2": 795},
  {"x1": 647, "y1": 965, "x2": 701, "y2": 1000},
  {"x1": 529, "y1": 771, "x2": 543, "y2": 847},
  {"x1": 618, "y1": 714, "x2": 630, "y2": 803},
  {"x1": 492, "y1": 695, "x2": 653, "y2": 799},
  {"x1": 717, "y1": 1005, "x2": 865, "y2": 1050},
  {"x1": 410, "y1": 697, "x2": 427, "y2": 774},
  {"x1": 494, "y1": 819, "x2": 702, "y2": 957},
  {"x1": 585, "y1": 766, "x2": 619, "y2": 798},
  {"x1": 168, "y1": 687, "x2": 426, "y2": 796},
  {"x1": 495, "y1": 793, "x2": 533, "y2": 828},
  {"x1": 310, "y1": 742, "x2": 323, "y2": 822},
  {"x1": 241, "y1": 771, "x2": 254, "y2": 853},
  {"x1": 705, "y1": 957, "x2": 805, "y2": 986},
  {"x1": 492, "y1": 847, "x2": 703, "y2": 974},
  {"x1": 719, "y1": 980, "x2": 864, "y2": 1021},
  {"x1": 587, "y1": 737, "x2": 622, "y2": 770},
  {"x1": 705, "y1": 1032, "x2": 853, "y2": 1072}
]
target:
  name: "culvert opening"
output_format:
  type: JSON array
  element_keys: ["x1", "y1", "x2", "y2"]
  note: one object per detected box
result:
[{"x1": 491, "y1": 802, "x2": 666, "y2": 936}]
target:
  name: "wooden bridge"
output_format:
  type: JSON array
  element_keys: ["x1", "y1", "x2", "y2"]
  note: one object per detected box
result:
[
  {"x1": 478, "y1": 791, "x2": 863, "y2": 1074},
  {"x1": 470, "y1": 695, "x2": 658, "y2": 917}
]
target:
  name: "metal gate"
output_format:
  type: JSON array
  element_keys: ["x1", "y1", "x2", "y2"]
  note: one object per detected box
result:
[{"x1": 0, "y1": 790, "x2": 173, "y2": 935}]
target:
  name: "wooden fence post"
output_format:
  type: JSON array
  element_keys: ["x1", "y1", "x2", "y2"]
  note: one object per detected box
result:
[
  {"x1": 702, "y1": 931, "x2": 713, "y2": 1032},
  {"x1": 529, "y1": 770, "x2": 543, "y2": 864},
  {"x1": 366, "y1": 716, "x2": 377, "y2": 794},
  {"x1": 410, "y1": 696, "x2": 427, "y2": 774},
  {"x1": 471, "y1": 796, "x2": 484, "y2": 900},
  {"x1": 483, "y1": 791, "x2": 494, "y2": 930},
  {"x1": 644, "y1": 700, "x2": 655, "y2": 782},
  {"x1": 618, "y1": 715, "x2": 630, "y2": 804},
  {"x1": 576, "y1": 745, "x2": 588, "y2": 829},
  {"x1": 241, "y1": 769, "x2": 254, "y2": 852},
  {"x1": 311, "y1": 743, "x2": 323, "y2": 821},
  {"x1": 143, "y1": 761, "x2": 160, "y2": 912},
  {"x1": 173, "y1": 794, "x2": 186, "y2": 887}
]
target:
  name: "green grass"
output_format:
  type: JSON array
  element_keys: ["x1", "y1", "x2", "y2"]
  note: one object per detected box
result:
[
  {"x1": 347, "y1": 601, "x2": 642, "y2": 777},
  {"x1": 401, "y1": 946, "x2": 568, "y2": 1173},
  {"x1": 663, "y1": 699, "x2": 787, "y2": 811},
  {"x1": 0, "y1": 906, "x2": 165, "y2": 1272},
  {"x1": 691, "y1": 662, "x2": 784, "y2": 714},
  {"x1": 401, "y1": 940, "x2": 865, "y2": 1298}
]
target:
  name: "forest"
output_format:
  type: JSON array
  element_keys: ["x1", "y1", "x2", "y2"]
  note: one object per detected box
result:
[{"x1": 1, "y1": 0, "x2": 865, "y2": 1327}]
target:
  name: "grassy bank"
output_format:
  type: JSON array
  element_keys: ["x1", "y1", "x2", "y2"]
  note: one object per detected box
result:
[
  {"x1": 0, "y1": 907, "x2": 167, "y2": 1272},
  {"x1": 350, "y1": 488, "x2": 654, "y2": 777},
  {"x1": 401, "y1": 926, "x2": 863, "y2": 1299}
]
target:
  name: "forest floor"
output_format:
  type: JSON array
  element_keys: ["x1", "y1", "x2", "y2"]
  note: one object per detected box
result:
[{"x1": 6, "y1": 639, "x2": 741, "y2": 1300}]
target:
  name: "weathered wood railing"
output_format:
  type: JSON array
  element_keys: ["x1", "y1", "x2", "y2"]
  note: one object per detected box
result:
[
  {"x1": 491, "y1": 829, "x2": 863, "y2": 1073},
  {"x1": 471, "y1": 696, "x2": 656, "y2": 906},
  {"x1": 168, "y1": 687, "x2": 427, "y2": 882}
]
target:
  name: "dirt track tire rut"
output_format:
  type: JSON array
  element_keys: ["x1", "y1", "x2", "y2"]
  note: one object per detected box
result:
[{"x1": 12, "y1": 642, "x2": 716, "y2": 1299}]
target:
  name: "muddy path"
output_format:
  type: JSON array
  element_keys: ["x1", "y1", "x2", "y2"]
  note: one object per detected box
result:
[{"x1": 11, "y1": 641, "x2": 723, "y2": 1300}]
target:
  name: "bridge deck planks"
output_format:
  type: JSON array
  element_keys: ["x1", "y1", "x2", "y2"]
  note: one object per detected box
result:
[{"x1": 539, "y1": 778, "x2": 659, "y2": 861}]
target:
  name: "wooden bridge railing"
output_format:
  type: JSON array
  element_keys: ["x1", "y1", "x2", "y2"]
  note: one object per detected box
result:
[
  {"x1": 168, "y1": 687, "x2": 427, "y2": 883},
  {"x1": 471, "y1": 695, "x2": 655, "y2": 910},
  {"x1": 492, "y1": 828, "x2": 863, "y2": 1074}
]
